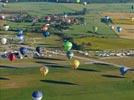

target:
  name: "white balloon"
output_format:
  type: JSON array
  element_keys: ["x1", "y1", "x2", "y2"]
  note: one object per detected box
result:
[
  {"x1": 1, "y1": 38, "x2": 7, "y2": 44},
  {"x1": 32, "y1": 97, "x2": 42, "y2": 100},
  {"x1": 3, "y1": 25, "x2": 9, "y2": 31}
]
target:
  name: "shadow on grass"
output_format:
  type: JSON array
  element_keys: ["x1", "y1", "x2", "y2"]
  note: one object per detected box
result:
[
  {"x1": 47, "y1": 65, "x2": 68, "y2": 69},
  {"x1": 0, "y1": 77, "x2": 10, "y2": 80},
  {"x1": 78, "y1": 68, "x2": 100, "y2": 72},
  {"x1": 0, "y1": 65, "x2": 17, "y2": 69},
  {"x1": 36, "y1": 61, "x2": 56, "y2": 65},
  {"x1": 102, "y1": 74, "x2": 125, "y2": 78},
  {"x1": 93, "y1": 62, "x2": 111, "y2": 66},
  {"x1": 34, "y1": 57, "x2": 65, "y2": 61},
  {"x1": 40, "y1": 80, "x2": 78, "y2": 85}
]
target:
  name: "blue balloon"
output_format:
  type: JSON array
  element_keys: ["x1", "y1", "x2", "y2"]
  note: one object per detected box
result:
[
  {"x1": 42, "y1": 31, "x2": 50, "y2": 37},
  {"x1": 17, "y1": 34, "x2": 24, "y2": 40},
  {"x1": 120, "y1": 66, "x2": 128, "y2": 76},
  {"x1": 32, "y1": 91, "x2": 43, "y2": 99},
  {"x1": 20, "y1": 47, "x2": 28, "y2": 55},
  {"x1": 19, "y1": 30, "x2": 24, "y2": 35},
  {"x1": 116, "y1": 27, "x2": 122, "y2": 32},
  {"x1": 36, "y1": 47, "x2": 42, "y2": 54},
  {"x1": 66, "y1": 51, "x2": 74, "y2": 59}
]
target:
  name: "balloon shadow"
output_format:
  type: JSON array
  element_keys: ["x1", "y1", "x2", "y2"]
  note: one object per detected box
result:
[
  {"x1": 0, "y1": 77, "x2": 10, "y2": 80},
  {"x1": 78, "y1": 68, "x2": 100, "y2": 72},
  {"x1": 40, "y1": 80, "x2": 78, "y2": 86},
  {"x1": 36, "y1": 61, "x2": 56, "y2": 65},
  {"x1": 102, "y1": 74, "x2": 125, "y2": 78},
  {"x1": 0, "y1": 65, "x2": 17, "y2": 69},
  {"x1": 47, "y1": 65, "x2": 68, "y2": 69},
  {"x1": 34, "y1": 57, "x2": 65, "y2": 61},
  {"x1": 93, "y1": 62, "x2": 111, "y2": 66}
]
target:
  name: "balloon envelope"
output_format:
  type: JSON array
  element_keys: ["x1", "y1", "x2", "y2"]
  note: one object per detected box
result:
[
  {"x1": 66, "y1": 51, "x2": 74, "y2": 59},
  {"x1": 36, "y1": 47, "x2": 42, "y2": 54},
  {"x1": 8, "y1": 53, "x2": 16, "y2": 61},
  {"x1": 32, "y1": 91, "x2": 43, "y2": 100},
  {"x1": 116, "y1": 27, "x2": 122, "y2": 32},
  {"x1": 1, "y1": 38, "x2": 7, "y2": 44},
  {"x1": 3, "y1": 25, "x2": 9, "y2": 31},
  {"x1": 40, "y1": 66, "x2": 49, "y2": 77},
  {"x1": 17, "y1": 34, "x2": 24, "y2": 40},
  {"x1": 120, "y1": 66, "x2": 129, "y2": 76},
  {"x1": 93, "y1": 26, "x2": 98, "y2": 33},
  {"x1": 64, "y1": 41, "x2": 73, "y2": 52},
  {"x1": 72, "y1": 60, "x2": 80, "y2": 69},
  {"x1": 42, "y1": 31, "x2": 50, "y2": 37},
  {"x1": 20, "y1": 47, "x2": 28, "y2": 55}
]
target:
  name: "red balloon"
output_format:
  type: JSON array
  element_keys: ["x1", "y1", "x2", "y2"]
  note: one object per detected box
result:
[{"x1": 8, "y1": 53, "x2": 16, "y2": 61}]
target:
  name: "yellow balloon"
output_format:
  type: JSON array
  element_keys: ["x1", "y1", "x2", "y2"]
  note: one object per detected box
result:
[
  {"x1": 40, "y1": 66, "x2": 49, "y2": 78},
  {"x1": 72, "y1": 60, "x2": 80, "y2": 69}
]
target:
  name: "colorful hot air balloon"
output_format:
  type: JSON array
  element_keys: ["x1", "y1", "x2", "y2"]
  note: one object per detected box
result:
[
  {"x1": 1, "y1": 38, "x2": 7, "y2": 45},
  {"x1": 36, "y1": 47, "x2": 42, "y2": 54},
  {"x1": 42, "y1": 31, "x2": 50, "y2": 37},
  {"x1": 116, "y1": 26, "x2": 122, "y2": 32},
  {"x1": 63, "y1": 41, "x2": 73, "y2": 52},
  {"x1": 41, "y1": 25, "x2": 48, "y2": 31},
  {"x1": 32, "y1": 90, "x2": 43, "y2": 100},
  {"x1": 3, "y1": 25, "x2": 9, "y2": 31},
  {"x1": 120, "y1": 66, "x2": 129, "y2": 76},
  {"x1": 40, "y1": 66, "x2": 49, "y2": 78},
  {"x1": 76, "y1": 0, "x2": 80, "y2": 3},
  {"x1": 19, "y1": 47, "x2": 28, "y2": 55},
  {"x1": 17, "y1": 33, "x2": 24, "y2": 41},
  {"x1": 93, "y1": 26, "x2": 98, "y2": 33},
  {"x1": 17, "y1": 30, "x2": 24, "y2": 41},
  {"x1": 66, "y1": 51, "x2": 74, "y2": 59},
  {"x1": 72, "y1": 60, "x2": 80, "y2": 69},
  {"x1": 45, "y1": 16, "x2": 51, "y2": 21},
  {"x1": 8, "y1": 53, "x2": 16, "y2": 61}
]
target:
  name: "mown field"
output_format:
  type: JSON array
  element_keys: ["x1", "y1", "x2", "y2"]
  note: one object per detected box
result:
[
  {"x1": 0, "y1": 2, "x2": 134, "y2": 100},
  {"x1": 0, "y1": 63, "x2": 134, "y2": 100}
]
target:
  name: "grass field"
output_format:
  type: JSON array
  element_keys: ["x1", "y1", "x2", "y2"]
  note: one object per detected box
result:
[
  {"x1": 0, "y1": 2, "x2": 134, "y2": 100},
  {"x1": 0, "y1": 63, "x2": 134, "y2": 100},
  {"x1": 74, "y1": 37, "x2": 134, "y2": 50}
]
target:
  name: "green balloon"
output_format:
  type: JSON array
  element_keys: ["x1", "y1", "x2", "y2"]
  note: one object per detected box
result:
[
  {"x1": 93, "y1": 26, "x2": 98, "y2": 33},
  {"x1": 76, "y1": 0, "x2": 80, "y2": 3},
  {"x1": 64, "y1": 41, "x2": 73, "y2": 52}
]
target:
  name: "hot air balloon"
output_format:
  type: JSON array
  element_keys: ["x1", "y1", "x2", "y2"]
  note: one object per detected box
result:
[
  {"x1": 83, "y1": 2, "x2": 87, "y2": 6},
  {"x1": 76, "y1": 0, "x2": 80, "y2": 3},
  {"x1": 18, "y1": 30, "x2": 24, "y2": 35},
  {"x1": 36, "y1": 46, "x2": 43, "y2": 54},
  {"x1": 8, "y1": 53, "x2": 16, "y2": 61},
  {"x1": 3, "y1": 25, "x2": 9, "y2": 31},
  {"x1": 93, "y1": 26, "x2": 98, "y2": 33},
  {"x1": 111, "y1": 25, "x2": 115, "y2": 30},
  {"x1": 40, "y1": 66, "x2": 49, "y2": 78},
  {"x1": 116, "y1": 26, "x2": 122, "y2": 32},
  {"x1": 63, "y1": 41, "x2": 73, "y2": 52},
  {"x1": 17, "y1": 33, "x2": 24, "y2": 41},
  {"x1": 72, "y1": 60, "x2": 80, "y2": 69},
  {"x1": 120, "y1": 66, "x2": 129, "y2": 76},
  {"x1": 66, "y1": 51, "x2": 74, "y2": 59},
  {"x1": 1, "y1": 38, "x2": 7, "y2": 45},
  {"x1": 19, "y1": 47, "x2": 28, "y2": 55},
  {"x1": 0, "y1": 15, "x2": 5, "y2": 20},
  {"x1": 45, "y1": 16, "x2": 51, "y2": 21},
  {"x1": 32, "y1": 90, "x2": 43, "y2": 100},
  {"x1": 42, "y1": 31, "x2": 50, "y2": 37},
  {"x1": 41, "y1": 25, "x2": 48, "y2": 31}
]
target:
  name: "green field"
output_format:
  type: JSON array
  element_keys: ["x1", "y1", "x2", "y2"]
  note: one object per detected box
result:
[
  {"x1": 0, "y1": 63, "x2": 134, "y2": 100},
  {"x1": 0, "y1": 2, "x2": 134, "y2": 100}
]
